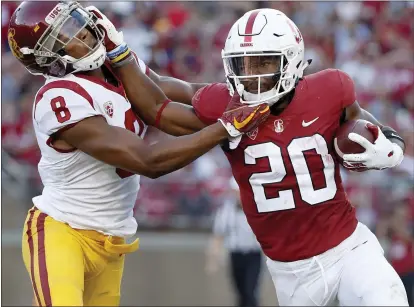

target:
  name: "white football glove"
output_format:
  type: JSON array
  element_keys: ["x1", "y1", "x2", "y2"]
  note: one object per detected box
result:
[
  {"x1": 342, "y1": 123, "x2": 404, "y2": 170},
  {"x1": 86, "y1": 6, "x2": 128, "y2": 62}
]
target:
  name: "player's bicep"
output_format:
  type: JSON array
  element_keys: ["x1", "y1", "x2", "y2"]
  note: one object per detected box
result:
[{"x1": 59, "y1": 116, "x2": 153, "y2": 177}]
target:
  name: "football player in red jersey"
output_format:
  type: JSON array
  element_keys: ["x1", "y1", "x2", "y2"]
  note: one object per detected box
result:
[{"x1": 101, "y1": 7, "x2": 409, "y2": 306}]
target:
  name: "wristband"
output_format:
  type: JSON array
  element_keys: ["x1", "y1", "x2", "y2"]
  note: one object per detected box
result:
[
  {"x1": 154, "y1": 99, "x2": 171, "y2": 128},
  {"x1": 110, "y1": 54, "x2": 134, "y2": 68}
]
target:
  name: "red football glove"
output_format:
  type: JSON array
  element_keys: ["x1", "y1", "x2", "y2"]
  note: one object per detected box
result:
[{"x1": 218, "y1": 85, "x2": 270, "y2": 137}]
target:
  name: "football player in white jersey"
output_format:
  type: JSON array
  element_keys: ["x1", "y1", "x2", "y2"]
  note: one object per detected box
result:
[{"x1": 8, "y1": 2, "x2": 271, "y2": 306}]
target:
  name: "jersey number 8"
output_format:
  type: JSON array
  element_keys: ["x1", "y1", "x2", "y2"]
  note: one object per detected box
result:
[{"x1": 51, "y1": 96, "x2": 71, "y2": 123}]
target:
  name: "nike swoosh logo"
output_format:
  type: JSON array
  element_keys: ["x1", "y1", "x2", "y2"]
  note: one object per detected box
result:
[
  {"x1": 273, "y1": 33, "x2": 285, "y2": 37},
  {"x1": 233, "y1": 105, "x2": 269, "y2": 130},
  {"x1": 302, "y1": 117, "x2": 319, "y2": 127}
]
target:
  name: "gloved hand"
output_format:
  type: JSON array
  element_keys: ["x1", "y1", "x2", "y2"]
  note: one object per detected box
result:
[
  {"x1": 86, "y1": 6, "x2": 131, "y2": 65},
  {"x1": 218, "y1": 84, "x2": 270, "y2": 138},
  {"x1": 343, "y1": 123, "x2": 404, "y2": 170}
]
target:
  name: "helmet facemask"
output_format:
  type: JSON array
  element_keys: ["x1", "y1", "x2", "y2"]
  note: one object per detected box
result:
[
  {"x1": 223, "y1": 49, "x2": 304, "y2": 107},
  {"x1": 30, "y1": 2, "x2": 106, "y2": 77}
]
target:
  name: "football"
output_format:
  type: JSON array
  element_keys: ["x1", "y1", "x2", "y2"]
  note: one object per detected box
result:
[{"x1": 334, "y1": 119, "x2": 376, "y2": 164}]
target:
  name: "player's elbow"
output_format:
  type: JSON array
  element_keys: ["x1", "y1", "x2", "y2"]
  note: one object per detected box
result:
[
  {"x1": 141, "y1": 159, "x2": 168, "y2": 179},
  {"x1": 145, "y1": 170, "x2": 164, "y2": 179},
  {"x1": 142, "y1": 164, "x2": 164, "y2": 179},
  {"x1": 113, "y1": 143, "x2": 159, "y2": 178}
]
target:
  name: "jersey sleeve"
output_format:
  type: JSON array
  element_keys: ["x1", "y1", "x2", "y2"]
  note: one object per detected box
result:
[
  {"x1": 131, "y1": 51, "x2": 150, "y2": 76},
  {"x1": 34, "y1": 82, "x2": 101, "y2": 136},
  {"x1": 337, "y1": 69, "x2": 356, "y2": 108},
  {"x1": 191, "y1": 83, "x2": 230, "y2": 125}
]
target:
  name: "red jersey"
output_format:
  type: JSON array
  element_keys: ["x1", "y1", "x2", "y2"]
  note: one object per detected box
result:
[{"x1": 193, "y1": 69, "x2": 358, "y2": 261}]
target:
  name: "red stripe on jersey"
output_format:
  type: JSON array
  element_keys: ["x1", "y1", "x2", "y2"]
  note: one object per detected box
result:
[
  {"x1": 34, "y1": 80, "x2": 94, "y2": 119},
  {"x1": 27, "y1": 209, "x2": 42, "y2": 306},
  {"x1": 37, "y1": 213, "x2": 52, "y2": 306},
  {"x1": 244, "y1": 11, "x2": 260, "y2": 43}
]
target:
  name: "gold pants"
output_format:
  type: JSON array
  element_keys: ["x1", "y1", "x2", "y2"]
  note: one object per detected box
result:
[{"x1": 22, "y1": 207, "x2": 139, "y2": 306}]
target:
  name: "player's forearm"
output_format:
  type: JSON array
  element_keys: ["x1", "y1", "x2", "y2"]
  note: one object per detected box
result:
[
  {"x1": 345, "y1": 105, "x2": 405, "y2": 152},
  {"x1": 146, "y1": 123, "x2": 228, "y2": 178},
  {"x1": 157, "y1": 102, "x2": 206, "y2": 136},
  {"x1": 156, "y1": 76, "x2": 207, "y2": 105},
  {"x1": 114, "y1": 59, "x2": 168, "y2": 125},
  {"x1": 115, "y1": 60, "x2": 207, "y2": 136},
  {"x1": 96, "y1": 123, "x2": 227, "y2": 178},
  {"x1": 360, "y1": 109, "x2": 405, "y2": 151},
  {"x1": 357, "y1": 109, "x2": 384, "y2": 128}
]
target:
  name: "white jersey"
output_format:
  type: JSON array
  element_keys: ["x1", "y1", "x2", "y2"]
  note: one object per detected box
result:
[{"x1": 32, "y1": 60, "x2": 149, "y2": 237}]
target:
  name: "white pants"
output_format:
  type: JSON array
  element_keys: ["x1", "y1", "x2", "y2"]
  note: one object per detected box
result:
[{"x1": 266, "y1": 223, "x2": 409, "y2": 306}]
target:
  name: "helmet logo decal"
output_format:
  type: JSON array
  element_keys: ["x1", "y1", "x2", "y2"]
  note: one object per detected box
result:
[
  {"x1": 45, "y1": 3, "x2": 64, "y2": 25},
  {"x1": 241, "y1": 10, "x2": 260, "y2": 45},
  {"x1": 286, "y1": 19, "x2": 302, "y2": 44},
  {"x1": 7, "y1": 28, "x2": 24, "y2": 59}
]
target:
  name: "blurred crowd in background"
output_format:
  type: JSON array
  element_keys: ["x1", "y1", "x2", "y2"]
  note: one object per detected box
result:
[{"x1": 2, "y1": 0, "x2": 413, "y2": 282}]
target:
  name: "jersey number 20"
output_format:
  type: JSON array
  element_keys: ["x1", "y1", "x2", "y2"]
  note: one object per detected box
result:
[{"x1": 245, "y1": 134, "x2": 337, "y2": 213}]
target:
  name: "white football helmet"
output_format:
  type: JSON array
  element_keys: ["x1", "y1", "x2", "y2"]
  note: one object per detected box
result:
[{"x1": 222, "y1": 9, "x2": 307, "y2": 106}]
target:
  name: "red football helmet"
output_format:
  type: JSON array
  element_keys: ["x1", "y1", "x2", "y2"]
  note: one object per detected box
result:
[{"x1": 7, "y1": 1, "x2": 106, "y2": 77}]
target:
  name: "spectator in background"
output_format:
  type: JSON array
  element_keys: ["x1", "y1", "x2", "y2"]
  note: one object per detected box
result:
[{"x1": 206, "y1": 178, "x2": 262, "y2": 307}]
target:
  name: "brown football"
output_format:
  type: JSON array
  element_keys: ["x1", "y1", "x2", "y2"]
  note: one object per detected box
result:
[{"x1": 334, "y1": 119, "x2": 376, "y2": 165}]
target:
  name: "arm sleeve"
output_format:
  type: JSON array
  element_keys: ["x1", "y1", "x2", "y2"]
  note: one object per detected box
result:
[
  {"x1": 337, "y1": 69, "x2": 356, "y2": 109},
  {"x1": 34, "y1": 85, "x2": 101, "y2": 136},
  {"x1": 191, "y1": 83, "x2": 230, "y2": 126}
]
